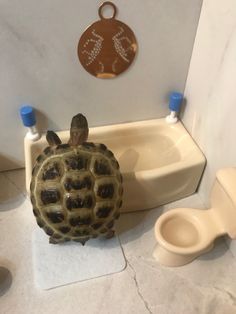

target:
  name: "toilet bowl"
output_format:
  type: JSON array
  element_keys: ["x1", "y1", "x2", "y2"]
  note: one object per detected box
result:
[{"x1": 154, "y1": 168, "x2": 236, "y2": 267}]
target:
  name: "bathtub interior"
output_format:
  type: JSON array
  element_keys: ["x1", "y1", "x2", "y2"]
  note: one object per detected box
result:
[{"x1": 25, "y1": 118, "x2": 206, "y2": 211}]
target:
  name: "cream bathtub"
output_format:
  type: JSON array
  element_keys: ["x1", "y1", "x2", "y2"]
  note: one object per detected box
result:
[{"x1": 25, "y1": 118, "x2": 206, "y2": 212}]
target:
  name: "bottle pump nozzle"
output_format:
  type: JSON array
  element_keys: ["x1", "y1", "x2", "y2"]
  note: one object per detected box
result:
[
  {"x1": 166, "y1": 92, "x2": 183, "y2": 124},
  {"x1": 20, "y1": 105, "x2": 40, "y2": 141}
]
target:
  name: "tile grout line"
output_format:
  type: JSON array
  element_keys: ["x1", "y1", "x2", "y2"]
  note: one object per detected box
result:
[
  {"x1": 3, "y1": 172, "x2": 27, "y2": 199},
  {"x1": 126, "y1": 259, "x2": 153, "y2": 314},
  {"x1": 133, "y1": 255, "x2": 236, "y2": 310}
]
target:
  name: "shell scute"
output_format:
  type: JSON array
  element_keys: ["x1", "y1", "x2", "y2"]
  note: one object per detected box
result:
[
  {"x1": 46, "y1": 211, "x2": 65, "y2": 224},
  {"x1": 65, "y1": 195, "x2": 84, "y2": 210},
  {"x1": 43, "y1": 147, "x2": 52, "y2": 155},
  {"x1": 42, "y1": 162, "x2": 61, "y2": 181},
  {"x1": 95, "y1": 205, "x2": 113, "y2": 218},
  {"x1": 44, "y1": 226, "x2": 54, "y2": 236},
  {"x1": 40, "y1": 189, "x2": 61, "y2": 205},
  {"x1": 63, "y1": 175, "x2": 92, "y2": 192},
  {"x1": 65, "y1": 153, "x2": 90, "y2": 171},
  {"x1": 97, "y1": 183, "x2": 115, "y2": 199},
  {"x1": 59, "y1": 226, "x2": 70, "y2": 234},
  {"x1": 91, "y1": 222, "x2": 103, "y2": 230},
  {"x1": 93, "y1": 158, "x2": 112, "y2": 176},
  {"x1": 69, "y1": 216, "x2": 92, "y2": 227}
]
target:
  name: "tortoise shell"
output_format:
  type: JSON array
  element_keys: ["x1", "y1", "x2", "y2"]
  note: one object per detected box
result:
[{"x1": 30, "y1": 142, "x2": 123, "y2": 245}]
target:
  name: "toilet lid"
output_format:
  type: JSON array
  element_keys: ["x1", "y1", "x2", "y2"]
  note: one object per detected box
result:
[{"x1": 216, "y1": 168, "x2": 236, "y2": 208}]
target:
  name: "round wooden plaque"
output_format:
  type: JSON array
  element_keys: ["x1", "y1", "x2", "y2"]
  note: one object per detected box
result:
[{"x1": 78, "y1": 1, "x2": 137, "y2": 78}]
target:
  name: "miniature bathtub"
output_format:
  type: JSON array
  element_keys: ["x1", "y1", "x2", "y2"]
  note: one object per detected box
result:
[{"x1": 25, "y1": 118, "x2": 206, "y2": 213}]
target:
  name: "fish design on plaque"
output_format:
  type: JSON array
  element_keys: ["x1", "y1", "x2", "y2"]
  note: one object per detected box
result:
[{"x1": 78, "y1": 1, "x2": 137, "y2": 78}]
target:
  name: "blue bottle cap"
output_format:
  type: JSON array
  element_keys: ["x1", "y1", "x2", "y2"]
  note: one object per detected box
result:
[
  {"x1": 20, "y1": 105, "x2": 36, "y2": 127},
  {"x1": 169, "y1": 92, "x2": 183, "y2": 112}
]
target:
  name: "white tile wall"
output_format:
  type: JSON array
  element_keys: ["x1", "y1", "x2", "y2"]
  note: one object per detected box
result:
[
  {"x1": 183, "y1": 0, "x2": 236, "y2": 256},
  {"x1": 0, "y1": 0, "x2": 202, "y2": 170}
]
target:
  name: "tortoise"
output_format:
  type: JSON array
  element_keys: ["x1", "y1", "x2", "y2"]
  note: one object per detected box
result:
[{"x1": 30, "y1": 113, "x2": 123, "y2": 245}]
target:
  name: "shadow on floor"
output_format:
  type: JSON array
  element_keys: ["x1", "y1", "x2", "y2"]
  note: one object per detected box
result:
[
  {"x1": 0, "y1": 172, "x2": 25, "y2": 211},
  {"x1": 198, "y1": 237, "x2": 229, "y2": 261},
  {"x1": 116, "y1": 205, "x2": 164, "y2": 245},
  {"x1": 0, "y1": 266, "x2": 13, "y2": 297}
]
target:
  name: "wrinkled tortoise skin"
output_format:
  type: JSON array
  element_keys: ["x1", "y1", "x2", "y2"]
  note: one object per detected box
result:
[{"x1": 30, "y1": 142, "x2": 123, "y2": 244}]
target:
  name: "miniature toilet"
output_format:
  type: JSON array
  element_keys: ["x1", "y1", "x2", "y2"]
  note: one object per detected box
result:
[{"x1": 154, "y1": 168, "x2": 236, "y2": 267}]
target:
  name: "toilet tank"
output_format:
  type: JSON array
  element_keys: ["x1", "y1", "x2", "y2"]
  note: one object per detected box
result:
[{"x1": 210, "y1": 168, "x2": 236, "y2": 238}]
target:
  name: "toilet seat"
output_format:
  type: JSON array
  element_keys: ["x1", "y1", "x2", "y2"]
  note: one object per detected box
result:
[{"x1": 154, "y1": 207, "x2": 224, "y2": 266}]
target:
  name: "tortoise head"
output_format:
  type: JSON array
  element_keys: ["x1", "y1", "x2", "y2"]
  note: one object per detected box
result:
[{"x1": 68, "y1": 113, "x2": 89, "y2": 146}]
